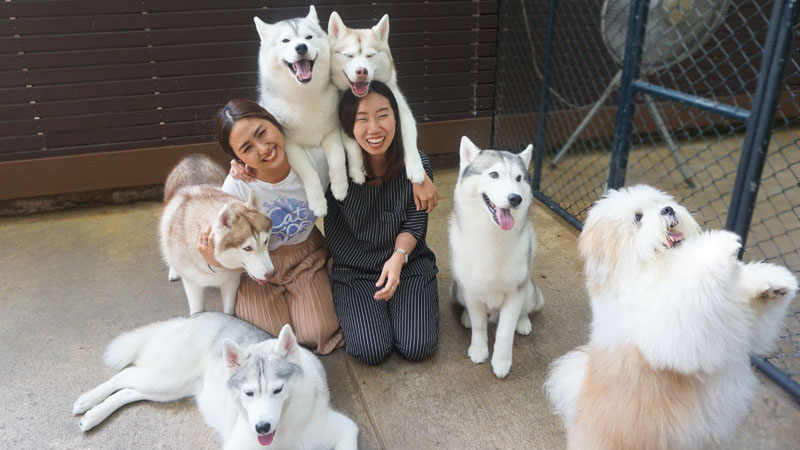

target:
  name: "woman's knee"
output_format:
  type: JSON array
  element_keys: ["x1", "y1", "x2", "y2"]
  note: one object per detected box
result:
[
  {"x1": 346, "y1": 339, "x2": 393, "y2": 365},
  {"x1": 396, "y1": 329, "x2": 438, "y2": 362}
]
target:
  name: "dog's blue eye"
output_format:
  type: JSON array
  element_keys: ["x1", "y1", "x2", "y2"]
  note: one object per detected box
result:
[
  {"x1": 245, "y1": 391, "x2": 254, "y2": 397},
  {"x1": 635, "y1": 213, "x2": 643, "y2": 222},
  {"x1": 273, "y1": 386, "x2": 283, "y2": 395},
  {"x1": 489, "y1": 172, "x2": 499, "y2": 179},
  {"x1": 282, "y1": 39, "x2": 290, "y2": 43},
  {"x1": 243, "y1": 246, "x2": 253, "y2": 252}
]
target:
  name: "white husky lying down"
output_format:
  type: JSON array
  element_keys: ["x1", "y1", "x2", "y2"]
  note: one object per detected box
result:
[{"x1": 73, "y1": 313, "x2": 358, "y2": 449}]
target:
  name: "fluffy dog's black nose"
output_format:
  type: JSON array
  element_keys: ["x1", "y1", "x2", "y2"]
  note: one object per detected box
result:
[
  {"x1": 356, "y1": 67, "x2": 368, "y2": 76},
  {"x1": 295, "y1": 43, "x2": 307, "y2": 55},
  {"x1": 661, "y1": 206, "x2": 675, "y2": 216},
  {"x1": 509, "y1": 193, "x2": 522, "y2": 207},
  {"x1": 255, "y1": 421, "x2": 271, "y2": 434}
]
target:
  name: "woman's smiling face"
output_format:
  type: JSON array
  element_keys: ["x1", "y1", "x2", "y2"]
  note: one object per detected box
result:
[
  {"x1": 229, "y1": 117, "x2": 288, "y2": 177},
  {"x1": 353, "y1": 91, "x2": 396, "y2": 158}
]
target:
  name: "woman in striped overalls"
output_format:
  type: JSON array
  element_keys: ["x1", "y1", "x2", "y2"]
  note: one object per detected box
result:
[{"x1": 325, "y1": 81, "x2": 440, "y2": 365}]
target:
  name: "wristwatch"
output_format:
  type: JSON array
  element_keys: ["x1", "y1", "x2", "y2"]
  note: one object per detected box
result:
[{"x1": 394, "y1": 248, "x2": 408, "y2": 264}]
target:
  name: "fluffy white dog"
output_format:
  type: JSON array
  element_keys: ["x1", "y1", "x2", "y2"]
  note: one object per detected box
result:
[{"x1": 545, "y1": 184, "x2": 797, "y2": 450}]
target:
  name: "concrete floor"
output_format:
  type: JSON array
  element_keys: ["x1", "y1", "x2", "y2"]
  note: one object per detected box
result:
[{"x1": 1, "y1": 160, "x2": 798, "y2": 450}]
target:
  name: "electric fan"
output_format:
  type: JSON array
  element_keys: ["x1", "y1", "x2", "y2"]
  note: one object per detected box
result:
[{"x1": 551, "y1": 0, "x2": 732, "y2": 186}]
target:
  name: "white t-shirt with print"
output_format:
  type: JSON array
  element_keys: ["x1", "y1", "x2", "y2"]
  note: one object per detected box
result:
[{"x1": 221, "y1": 147, "x2": 329, "y2": 251}]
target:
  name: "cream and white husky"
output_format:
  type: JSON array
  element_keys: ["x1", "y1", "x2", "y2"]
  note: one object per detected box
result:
[
  {"x1": 327, "y1": 11, "x2": 426, "y2": 185},
  {"x1": 160, "y1": 154, "x2": 274, "y2": 315},
  {"x1": 449, "y1": 137, "x2": 544, "y2": 378},
  {"x1": 254, "y1": 6, "x2": 348, "y2": 216},
  {"x1": 73, "y1": 313, "x2": 359, "y2": 449}
]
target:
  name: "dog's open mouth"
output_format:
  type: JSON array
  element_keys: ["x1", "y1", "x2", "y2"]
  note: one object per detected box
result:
[
  {"x1": 483, "y1": 193, "x2": 514, "y2": 231},
  {"x1": 346, "y1": 74, "x2": 370, "y2": 97},
  {"x1": 665, "y1": 218, "x2": 684, "y2": 248},
  {"x1": 285, "y1": 59, "x2": 314, "y2": 83},
  {"x1": 257, "y1": 431, "x2": 275, "y2": 446}
]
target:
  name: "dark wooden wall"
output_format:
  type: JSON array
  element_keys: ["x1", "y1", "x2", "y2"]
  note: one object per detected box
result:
[{"x1": 0, "y1": 0, "x2": 496, "y2": 199}]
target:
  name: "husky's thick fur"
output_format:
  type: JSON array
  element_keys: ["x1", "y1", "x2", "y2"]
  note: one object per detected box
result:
[
  {"x1": 327, "y1": 12, "x2": 426, "y2": 184},
  {"x1": 160, "y1": 154, "x2": 273, "y2": 315},
  {"x1": 73, "y1": 313, "x2": 359, "y2": 449},
  {"x1": 544, "y1": 185, "x2": 798, "y2": 450},
  {"x1": 254, "y1": 6, "x2": 348, "y2": 216},
  {"x1": 449, "y1": 136, "x2": 544, "y2": 378}
]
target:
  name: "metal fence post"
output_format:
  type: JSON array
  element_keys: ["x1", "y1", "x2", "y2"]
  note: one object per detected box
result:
[
  {"x1": 532, "y1": 0, "x2": 559, "y2": 191},
  {"x1": 606, "y1": 0, "x2": 651, "y2": 190}
]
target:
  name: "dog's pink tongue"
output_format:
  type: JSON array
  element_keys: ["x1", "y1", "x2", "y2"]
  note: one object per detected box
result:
[
  {"x1": 295, "y1": 60, "x2": 312, "y2": 81},
  {"x1": 496, "y1": 208, "x2": 514, "y2": 230},
  {"x1": 258, "y1": 432, "x2": 274, "y2": 446}
]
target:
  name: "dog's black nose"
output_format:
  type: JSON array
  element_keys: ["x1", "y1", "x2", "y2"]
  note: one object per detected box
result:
[
  {"x1": 356, "y1": 67, "x2": 368, "y2": 76},
  {"x1": 661, "y1": 206, "x2": 675, "y2": 216},
  {"x1": 508, "y1": 193, "x2": 522, "y2": 207},
  {"x1": 255, "y1": 421, "x2": 271, "y2": 434},
  {"x1": 295, "y1": 43, "x2": 307, "y2": 55}
]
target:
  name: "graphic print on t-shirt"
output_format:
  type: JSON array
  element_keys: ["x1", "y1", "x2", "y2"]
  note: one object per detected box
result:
[{"x1": 264, "y1": 197, "x2": 315, "y2": 246}]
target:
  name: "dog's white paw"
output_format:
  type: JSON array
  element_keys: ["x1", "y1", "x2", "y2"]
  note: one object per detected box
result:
[
  {"x1": 405, "y1": 154, "x2": 426, "y2": 184},
  {"x1": 331, "y1": 179, "x2": 349, "y2": 201},
  {"x1": 349, "y1": 166, "x2": 366, "y2": 185},
  {"x1": 308, "y1": 196, "x2": 328, "y2": 217},
  {"x1": 468, "y1": 344, "x2": 489, "y2": 364},
  {"x1": 78, "y1": 408, "x2": 102, "y2": 432},
  {"x1": 491, "y1": 354, "x2": 512, "y2": 379},
  {"x1": 167, "y1": 266, "x2": 180, "y2": 282},
  {"x1": 72, "y1": 392, "x2": 97, "y2": 415},
  {"x1": 709, "y1": 230, "x2": 742, "y2": 258},
  {"x1": 516, "y1": 316, "x2": 532, "y2": 335},
  {"x1": 460, "y1": 310, "x2": 472, "y2": 329}
]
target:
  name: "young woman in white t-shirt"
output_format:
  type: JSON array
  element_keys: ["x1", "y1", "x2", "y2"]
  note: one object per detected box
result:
[{"x1": 197, "y1": 99, "x2": 342, "y2": 354}]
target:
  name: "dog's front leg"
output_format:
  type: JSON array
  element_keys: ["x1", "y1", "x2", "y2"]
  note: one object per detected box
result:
[
  {"x1": 285, "y1": 143, "x2": 327, "y2": 216},
  {"x1": 220, "y1": 274, "x2": 242, "y2": 315},
  {"x1": 323, "y1": 129, "x2": 350, "y2": 200},
  {"x1": 340, "y1": 128, "x2": 366, "y2": 184},
  {"x1": 492, "y1": 294, "x2": 525, "y2": 378},
  {"x1": 465, "y1": 300, "x2": 490, "y2": 364},
  {"x1": 392, "y1": 87, "x2": 425, "y2": 183},
  {"x1": 181, "y1": 278, "x2": 206, "y2": 315},
  {"x1": 738, "y1": 261, "x2": 797, "y2": 355}
]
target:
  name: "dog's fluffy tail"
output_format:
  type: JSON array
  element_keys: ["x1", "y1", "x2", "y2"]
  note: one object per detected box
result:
[{"x1": 103, "y1": 321, "x2": 164, "y2": 370}]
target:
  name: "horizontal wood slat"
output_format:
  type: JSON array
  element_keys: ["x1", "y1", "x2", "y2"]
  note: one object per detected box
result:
[{"x1": 1, "y1": 0, "x2": 497, "y2": 164}]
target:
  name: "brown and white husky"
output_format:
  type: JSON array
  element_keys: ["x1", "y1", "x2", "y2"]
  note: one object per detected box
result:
[{"x1": 159, "y1": 154, "x2": 274, "y2": 315}]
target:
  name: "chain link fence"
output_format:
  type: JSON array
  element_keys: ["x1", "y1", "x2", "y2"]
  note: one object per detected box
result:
[{"x1": 493, "y1": 0, "x2": 800, "y2": 395}]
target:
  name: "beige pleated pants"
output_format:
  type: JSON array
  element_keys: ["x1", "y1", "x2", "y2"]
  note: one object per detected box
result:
[{"x1": 235, "y1": 226, "x2": 344, "y2": 355}]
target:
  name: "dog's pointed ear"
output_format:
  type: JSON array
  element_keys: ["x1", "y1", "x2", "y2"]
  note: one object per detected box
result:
[
  {"x1": 274, "y1": 324, "x2": 298, "y2": 358},
  {"x1": 253, "y1": 16, "x2": 271, "y2": 41},
  {"x1": 372, "y1": 14, "x2": 390, "y2": 42},
  {"x1": 306, "y1": 5, "x2": 319, "y2": 24},
  {"x1": 459, "y1": 136, "x2": 481, "y2": 171},
  {"x1": 328, "y1": 11, "x2": 347, "y2": 39},
  {"x1": 223, "y1": 339, "x2": 248, "y2": 375},
  {"x1": 245, "y1": 189, "x2": 260, "y2": 211},
  {"x1": 519, "y1": 144, "x2": 534, "y2": 169},
  {"x1": 216, "y1": 204, "x2": 233, "y2": 230}
]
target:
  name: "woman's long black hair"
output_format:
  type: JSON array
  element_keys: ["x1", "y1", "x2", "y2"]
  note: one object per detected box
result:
[{"x1": 214, "y1": 99, "x2": 284, "y2": 163}]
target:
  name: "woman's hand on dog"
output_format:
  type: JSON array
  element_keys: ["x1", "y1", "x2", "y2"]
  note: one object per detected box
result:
[
  {"x1": 230, "y1": 159, "x2": 257, "y2": 182},
  {"x1": 374, "y1": 252, "x2": 404, "y2": 301},
  {"x1": 412, "y1": 173, "x2": 439, "y2": 213},
  {"x1": 197, "y1": 225, "x2": 222, "y2": 269}
]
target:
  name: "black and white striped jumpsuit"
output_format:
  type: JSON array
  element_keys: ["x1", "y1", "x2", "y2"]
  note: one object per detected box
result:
[{"x1": 324, "y1": 153, "x2": 439, "y2": 365}]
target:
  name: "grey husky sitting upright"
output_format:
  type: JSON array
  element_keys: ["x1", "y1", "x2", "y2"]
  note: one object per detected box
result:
[
  {"x1": 73, "y1": 313, "x2": 359, "y2": 449},
  {"x1": 449, "y1": 136, "x2": 545, "y2": 379},
  {"x1": 253, "y1": 6, "x2": 347, "y2": 216},
  {"x1": 160, "y1": 154, "x2": 274, "y2": 315}
]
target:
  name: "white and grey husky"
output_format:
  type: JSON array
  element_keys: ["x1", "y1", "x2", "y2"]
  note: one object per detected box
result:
[
  {"x1": 327, "y1": 11, "x2": 426, "y2": 185},
  {"x1": 73, "y1": 313, "x2": 359, "y2": 450},
  {"x1": 254, "y1": 6, "x2": 348, "y2": 216},
  {"x1": 449, "y1": 136, "x2": 544, "y2": 378},
  {"x1": 160, "y1": 154, "x2": 274, "y2": 315}
]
